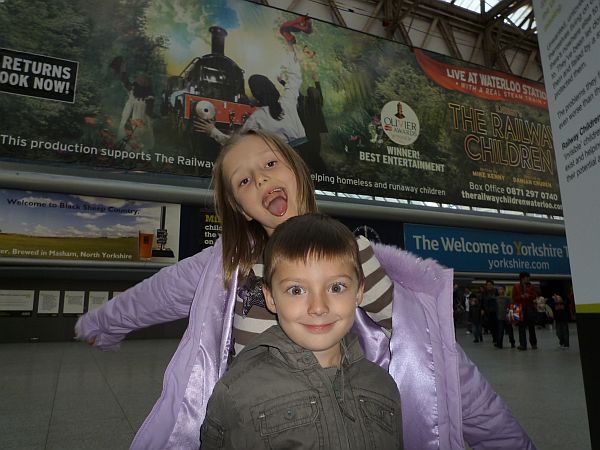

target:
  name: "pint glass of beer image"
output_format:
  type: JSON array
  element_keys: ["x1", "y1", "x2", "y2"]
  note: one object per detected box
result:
[{"x1": 138, "y1": 230, "x2": 154, "y2": 259}]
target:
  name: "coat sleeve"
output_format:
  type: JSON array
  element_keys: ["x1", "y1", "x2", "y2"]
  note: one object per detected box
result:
[
  {"x1": 458, "y1": 344, "x2": 537, "y2": 450},
  {"x1": 282, "y1": 50, "x2": 302, "y2": 103},
  {"x1": 209, "y1": 126, "x2": 230, "y2": 144},
  {"x1": 75, "y1": 245, "x2": 215, "y2": 350},
  {"x1": 355, "y1": 236, "x2": 394, "y2": 330}
]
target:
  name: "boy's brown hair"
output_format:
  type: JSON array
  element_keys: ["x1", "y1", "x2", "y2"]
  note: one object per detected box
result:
[
  {"x1": 263, "y1": 213, "x2": 364, "y2": 289},
  {"x1": 212, "y1": 129, "x2": 318, "y2": 287}
]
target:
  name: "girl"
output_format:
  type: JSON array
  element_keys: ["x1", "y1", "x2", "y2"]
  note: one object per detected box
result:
[
  {"x1": 76, "y1": 129, "x2": 534, "y2": 450},
  {"x1": 196, "y1": 42, "x2": 307, "y2": 148}
]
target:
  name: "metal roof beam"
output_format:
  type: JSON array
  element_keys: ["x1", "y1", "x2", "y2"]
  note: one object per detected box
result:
[
  {"x1": 520, "y1": 48, "x2": 538, "y2": 77},
  {"x1": 327, "y1": 0, "x2": 348, "y2": 27},
  {"x1": 288, "y1": 0, "x2": 302, "y2": 11},
  {"x1": 484, "y1": 0, "x2": 528, "y2": 22},
  {"x1": 438, "y1": 17, "x2": 463, "y2": 59},
  {"x1": 421, "y1": 16, "x2": 439, "y2": 48},
  {"x1": 362, "y1": 0, "x2": 385, "y2": 33}
]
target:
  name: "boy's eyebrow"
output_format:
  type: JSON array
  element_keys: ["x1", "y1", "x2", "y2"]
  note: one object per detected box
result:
[{"x1": 275, "y1": 273, "x2": 355, "y2": 284}]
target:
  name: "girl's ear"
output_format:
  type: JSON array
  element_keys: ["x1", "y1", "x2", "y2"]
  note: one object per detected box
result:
[
  {"x1": 234, "y1": 202, "x2": 252, "y2": 221},
  {"x1": 230, "y1": 196, "x2": 252, "y2": 221},
  {"x1": 263, "y1": 286, "x2": 277, "y2": 313}
]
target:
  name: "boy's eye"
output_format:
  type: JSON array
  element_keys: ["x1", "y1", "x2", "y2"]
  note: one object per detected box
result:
[
  {"x1": 286, "y1": 285, "x2": 305, "y2": 295},
  {"x1": 329, "y1": 282, "x2": 347, "y2": 294}
]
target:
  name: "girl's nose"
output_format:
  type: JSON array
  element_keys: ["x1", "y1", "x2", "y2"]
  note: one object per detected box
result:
[
  {"x1": 256, "y1": 173, "x2": 268, "y2": 186},
  {"x1": 307, "y1": 293, "x2": 329, "y2": 315}
]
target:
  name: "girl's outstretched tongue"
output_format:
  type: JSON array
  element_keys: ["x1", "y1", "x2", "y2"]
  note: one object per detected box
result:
[{"x1": 266, "y1": 196, "x2": 288, "y2": 216}]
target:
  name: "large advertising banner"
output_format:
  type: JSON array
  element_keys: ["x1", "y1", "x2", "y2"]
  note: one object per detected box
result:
[
  {"x1": 0, "y1": 188, "x2": 180, "y2": 263},
  {"x1": 0, "y1": 0, "x2": 560, "y2": 214},
  {"x1": 404, "y1": 223, "x2": 571, "y2": 276}
]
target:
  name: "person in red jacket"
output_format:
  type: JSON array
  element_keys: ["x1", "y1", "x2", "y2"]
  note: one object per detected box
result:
[{"x1": 512, "y1": 272, "x2": 538, "y2": 350}]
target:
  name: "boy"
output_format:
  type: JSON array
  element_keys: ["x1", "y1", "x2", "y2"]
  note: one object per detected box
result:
[{"x1": 200, "y1": 214, "x2": 403, "y2": 449}]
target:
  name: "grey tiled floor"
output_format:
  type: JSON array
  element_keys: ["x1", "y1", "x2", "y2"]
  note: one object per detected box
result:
[{"x1": 0, "y1": 324, "x2": 590, "y2": 449}]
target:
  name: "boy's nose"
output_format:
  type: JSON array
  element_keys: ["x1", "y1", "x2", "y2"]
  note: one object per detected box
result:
[{"x1": 307, "y1": 293, "x2": 329, "y2": 315}]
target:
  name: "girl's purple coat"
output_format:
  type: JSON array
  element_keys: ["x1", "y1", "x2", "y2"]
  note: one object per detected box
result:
[{"x1": 76, "y1": 239, "x2": 535, "y2": 450}]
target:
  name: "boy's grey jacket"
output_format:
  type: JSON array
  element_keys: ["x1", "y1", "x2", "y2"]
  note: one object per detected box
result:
[
  {"x1": 201, "y1": 325, "x2": 403, "y2": 449},
  {"x1": 75, "y1": 238, "x2": 536, "y2": 450}
]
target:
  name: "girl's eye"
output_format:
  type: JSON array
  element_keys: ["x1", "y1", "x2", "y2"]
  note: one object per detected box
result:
[
  {"x1": 329, "y1": 282, "x2": 347, "y2": 294},
  {"x1": 266, "y1": 160, "x2": 277, "y2": 168},
  {"x1": 286, "y1": 285, "x2": 305, "y2": 296},
  {"x1": 239, "y1": 177, "x2": 250, "y2": 187}
]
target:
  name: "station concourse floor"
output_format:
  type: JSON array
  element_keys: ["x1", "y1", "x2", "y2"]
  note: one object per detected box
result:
[{"x1": 0, "y1": 324, "x2": 591, "y2": 450}]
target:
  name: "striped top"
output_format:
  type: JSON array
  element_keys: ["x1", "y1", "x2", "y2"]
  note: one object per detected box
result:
[{"x1": 232, "y1": 235, "x2": 394, "y2": 356}]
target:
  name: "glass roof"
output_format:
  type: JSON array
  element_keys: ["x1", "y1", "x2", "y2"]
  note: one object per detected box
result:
[
  {"x1": 315, "y1": 190, "x2": 562, "y2": 222},
  {"x1": 439, "y1": 0, "x2": 536, "y2": 32}
]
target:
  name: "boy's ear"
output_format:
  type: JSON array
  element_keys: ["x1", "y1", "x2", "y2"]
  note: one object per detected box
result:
[
  {"x1": 263, "y1": 285, "x2": 277, "y2": 313},
  {"x1": 355, "y1": 282, "x2": 365, "y2": 306}
]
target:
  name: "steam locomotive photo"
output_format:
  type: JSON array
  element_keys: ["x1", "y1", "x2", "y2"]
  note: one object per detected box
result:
[{"x1": 161, "y1": 26, "x2": 255, "y2": 152}]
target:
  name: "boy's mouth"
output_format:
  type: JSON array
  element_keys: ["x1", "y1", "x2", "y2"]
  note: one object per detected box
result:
[
  {"x1": 263, "y1": 188, "x2": 288, "y2": 217},
  {"x1": 303, "y1": 323, "x2": 334, "y2": 333}
]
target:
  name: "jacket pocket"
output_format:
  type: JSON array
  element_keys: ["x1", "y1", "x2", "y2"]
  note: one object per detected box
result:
[
  {"x1": 356, "y1": 388, "x2": 402, "y2": 449},
  {"x1": 251, "y1": 390, "x2": 324, "y2": 449}
]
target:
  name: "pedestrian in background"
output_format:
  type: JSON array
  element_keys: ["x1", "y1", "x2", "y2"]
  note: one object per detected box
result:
[
  {"x1": 481, "y1": 280, "x2": 499, "y2": 345},
  {"x1": 552, "y1": 293, "x2": 570, "y2": 348},
  {"x1": 469, "y1": 294, "x2": 483, "y2": 343},
  {"x1": 496, "y1": 286, "x2": 516, "y2": 349},
  {"x1": 512, "y1": 272, "x2": 538, "y2": 350}
]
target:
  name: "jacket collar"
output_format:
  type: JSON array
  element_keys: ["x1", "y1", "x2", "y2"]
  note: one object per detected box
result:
[{"x1": 243, "y1": 325, "x2": 364, "y2": 371}]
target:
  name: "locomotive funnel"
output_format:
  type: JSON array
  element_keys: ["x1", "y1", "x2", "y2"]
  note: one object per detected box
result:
[{"x1": 209, "y1": 26, "x2": 228, "y2": 56}]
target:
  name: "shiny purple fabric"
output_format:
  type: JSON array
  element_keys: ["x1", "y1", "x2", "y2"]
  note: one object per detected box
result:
[
  {"x1": 163, "y1": 266, "x2": 238, "y2": 450},
  {"x1": 131, "y1": 243, "x2": 236, "y2": 450},
  {"x1": 350, "y1": 307, "x2": 390, "y2": 369},
  {"x1": 75, "y1": 241, "x2": 232, "y2": 450},
  {"x1": 379, "y1": 246, "x2": 460, "y2": 450},
  {"x1": 76, "y1": 239, "x2": 536, "y2": 450},
  {"x1": 373, "y1": 243, "x2": 535, "y2": 450}
]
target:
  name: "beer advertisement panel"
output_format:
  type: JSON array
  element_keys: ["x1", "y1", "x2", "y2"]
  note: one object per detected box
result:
[{"x1": 0, "y1": 188, "x2": 180, "y2": 264}]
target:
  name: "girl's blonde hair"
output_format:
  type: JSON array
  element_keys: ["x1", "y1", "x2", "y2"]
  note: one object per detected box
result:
[{"x1": 212, "y1": 129, "x2": 318, "y2": 287}]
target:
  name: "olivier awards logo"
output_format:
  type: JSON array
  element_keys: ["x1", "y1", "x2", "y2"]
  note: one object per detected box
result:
[{"x1": 381, "y1": 101, "x2": 420, "y2": 145}]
